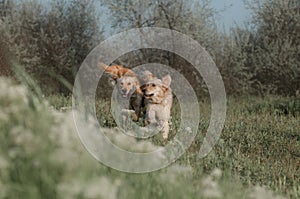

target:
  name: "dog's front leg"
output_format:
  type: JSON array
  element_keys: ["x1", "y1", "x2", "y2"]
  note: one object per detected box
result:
[
  {"x1": 132, "y1": 105, "x2": 140, "y2": 122},
  {"x1": 158, "y1": 120, "x2": 169, "y2": 140},
  {"x1": 121, "y1": 109, "x2": 135, "y2": 130},
  {"x1": 144, "y1": 107, "x2": 156, "y2": 126}
]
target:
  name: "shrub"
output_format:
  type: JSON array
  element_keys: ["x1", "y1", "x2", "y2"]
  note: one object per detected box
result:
[
  {"x1": 0, "y1": 0, "x2": 102, "y2": 94},
  {"x1": 240, "y1": 0, "x2": 299, "y2": 95}
]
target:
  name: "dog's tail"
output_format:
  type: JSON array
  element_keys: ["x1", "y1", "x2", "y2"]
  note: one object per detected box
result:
[{"x1": 99, "y1": 62, "x2": 109, "y2": 70}]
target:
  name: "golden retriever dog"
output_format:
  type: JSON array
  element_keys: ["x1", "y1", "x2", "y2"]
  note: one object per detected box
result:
[
  {"x1": 142, "y1": 73, "x2": 173, "y2": 140},
  {"x1": 99, "y1": 63, "x2": 143, "y2": 122},
  {"x1": 99, "y1": 63, "x2": 135, "y2": 85},
  {"x1": 116, "y1": 74, "x2": 143, "y2": 121}
]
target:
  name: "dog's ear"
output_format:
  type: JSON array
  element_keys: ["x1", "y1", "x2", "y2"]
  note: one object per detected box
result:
[
  {"x1": 162, "y1": 74, "x2": 171, "y2": 87},
  {"x1": 109, "y1": 78, "x2": 117, "y2": 86},
  {"x1": 120, "y1": 69, "x2": 135, "y2": 77}
]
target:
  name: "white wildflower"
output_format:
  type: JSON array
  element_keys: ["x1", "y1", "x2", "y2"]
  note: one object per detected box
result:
[
  {"x1": 0, "y1": 111, "x2": 8, "y2": 122},
  {"x1": 8, "y1": 148, "x2": 20, "y2": 158},
  {"x1": 160, "y1": 165, "x2": 193, "y2": 182},
  {"x1": 134, "y1": 140, "x2": 162, "y2": 153},
  {"x1": 14, "y1": 129, "x2": 34, "y2": 146},
  {"x1": 60, "y1": 106, "x2": 71, "y2": 112},
  {"x1": 14, "y1": 129, "x2": 44, "y2": 155},
  {"x1": 167, "y1": 165, "x2": 193, "y2": 175},
  {"x1": 0, "y1": 180, "x2": 8, "y2": 198},
  {"x1": 201, "y1": 176, "x2": 222, "y2": 198},
  {"x1": 211, "y1": 168, "x2": 222, "y2": 179},
  {"x1": 0, "y1": 78, "x2": 28, "y2": 105},
  {"x1": 49, "y1": 111, "x2": 86, "y2": 171},
  {"x1": 102, "y1": 127, "x2": 163, "y2": 152},
  {"x1": 107, "y1": 129, "x2": 137, "y2": 151},
  {"x1": 58, "y1": 177, "x2": 121, "y2": 199},
  {"x1": 84, "y1": 177, "x2": 121, "y2": 199},
  {"x1": 249, "y1": 186, "x2": 286, "y2": 199},
  {"x1": 185, "y1": 127, "x2": 192, "y2": 133},
  {"x1": 0, "y1": 155, "x2": 9, "y2": 169},
  {"x1": 51, "y1": 111, "x2": 78, "y2": 148},
  {"x1": 10, "y1": 126, "x2": 24, "y2": 137},
  {"x1": 57, "y1": 179, "x2": 85, "y2": 199}
]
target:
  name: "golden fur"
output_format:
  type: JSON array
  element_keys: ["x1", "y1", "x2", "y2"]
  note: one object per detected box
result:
[
  {"x1": 99, "y1": 63, "x2": 135, "y2": 81},
  {"x1": 143, "y1": 73, "x2": 173, "y2": 140},
  {"x1": 99, "y1": 63, "x2": 143, "y2": 121}
]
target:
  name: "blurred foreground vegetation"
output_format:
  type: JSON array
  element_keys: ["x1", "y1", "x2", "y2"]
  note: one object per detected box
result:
[{"x1": 0, "y1": 78, "x2": 299, "y2": 198}]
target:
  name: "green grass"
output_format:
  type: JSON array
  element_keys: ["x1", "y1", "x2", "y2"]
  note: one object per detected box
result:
[
  {"x1": 1, "y1": 78, "x2": 299, "y2": 198},
  {"x1": 194, "y1": 96, "x2": 300, "y2": 198}
]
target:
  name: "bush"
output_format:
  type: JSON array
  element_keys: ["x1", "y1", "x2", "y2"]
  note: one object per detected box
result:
[
  {"x1": 0, "y1": 0, "x2": 102, "y2": 94},
  {"x1": 0, "y1": 78, "x2": 63, "y2": 198},
  {"x1": 228, "y1": 0, "x2": 300, "y2": 95}
]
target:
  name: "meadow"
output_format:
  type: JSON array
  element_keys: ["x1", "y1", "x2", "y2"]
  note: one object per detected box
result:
[
  {"x1": 1, "y1": 77, "x2": 299, "y2": 199},
  {"x1": 0, "y1": 0, "x2": 299, "y2": 198}
]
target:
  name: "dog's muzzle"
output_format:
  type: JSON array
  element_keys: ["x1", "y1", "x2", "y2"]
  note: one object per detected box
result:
[{"x1": 144, "y1": 93, "x2": 154, "y2": 98}]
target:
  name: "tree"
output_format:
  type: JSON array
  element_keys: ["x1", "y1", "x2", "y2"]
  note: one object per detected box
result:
[
  {"x1": 100, "y1": 0, "x2": 218, "y2": 48},
  {"x1": 0, "y1": 0, "x2": 103, "y2": 94},
  {"x1": 98, "y1": 0, "x2": 220, "y2": 95},
  {"x1": 0, "y1": 0, "x2": 13, "y2": 18},
  {"x1": 244, "y1": 0, "x2": 300, "y2": 95}
]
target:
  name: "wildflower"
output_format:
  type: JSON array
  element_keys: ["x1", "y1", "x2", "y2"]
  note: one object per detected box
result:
[
  {"x1": 0, "y1": 155, "x2": 9, "y2": 169},
  {"x1": 185, "y1": 127, "x2": 192, "y2": 133},
  {"x1": 249, "y1": 186, "x2": 286, "y2": 199},
  {"x1": 201, "y1": 176, "x2": 222, "y2": 198},
  {"x1": 0, "y1": 181, "x2": 8, "y2": 198},
  {"x1": 14, "y1": 130, "x2": 34, "y2": 148},
  {"x1": 211, "y1": 168, "x2": 222, "y2": 179},
  {"x1": 84, "y1": 177, "x2": 121, "y2": 199},
  {"x1": 58, "y1": 177, "x2": 121, "y2": 199},
  {"x1": 160, "y1": 165, "x2": 193, "y2": 182}
]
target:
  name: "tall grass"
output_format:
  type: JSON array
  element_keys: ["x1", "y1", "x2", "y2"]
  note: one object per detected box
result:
[
  {"x1": 1, "y1": 77, "x2": 298, "y2": 198},
  {"x1": 45, "y1": 93, "x2": 300, "y2": 198}
]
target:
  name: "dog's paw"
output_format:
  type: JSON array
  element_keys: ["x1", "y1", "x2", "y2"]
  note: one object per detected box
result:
[
  {"x1": 162, "y1": 133, "x2": 168, "y2": 140},
  {"x1": 132, "y1": 113, "x2": 138, "y2": 121}
]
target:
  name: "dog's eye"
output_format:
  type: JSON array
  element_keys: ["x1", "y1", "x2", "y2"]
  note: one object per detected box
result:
[
  {"x1": 127, "y1": 83, "x2": 131, "y2": 86},
  {"x1": 120, "y1": 82, "x2": 124, "y2": 85},
  {"x1": 151, "y1": 84, "x2": 156, "y2": 87}
]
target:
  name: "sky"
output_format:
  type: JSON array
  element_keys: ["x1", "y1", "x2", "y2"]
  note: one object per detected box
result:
[
  {"x1": 40, "y1": 0, "x2": 252, "y2": 35},
  {"x1": 211, "y1": 0, "x2": 252, "y2": 32},
  {"x1": 100, "y1": 0, "x2": 253, "y2": 35}
]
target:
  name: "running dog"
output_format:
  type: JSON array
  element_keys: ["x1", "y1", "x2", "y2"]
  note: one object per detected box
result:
[
  {"x1": 99, "y1": 63, "x2": 143, "y2": 121},
  {"x1": 142, "y1": 73, "x2": 173, "y2": 140}
]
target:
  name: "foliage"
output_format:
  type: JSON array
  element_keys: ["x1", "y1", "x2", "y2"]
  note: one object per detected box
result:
[
  {"x1": 0, "y1": 0, "x2": 102, "y2": 94},
  {"x1": 1, "y1": 0, "x2": 299, "y2": 95},
  {"x1": 100, "y1": 0, "x2": 217, "y2": 44},
  {"x1": 227, "y1": 0, "x2": 300, "y2": 95},
  {"x1": 0, "y1": 78, "x2": 62, "y2": 198},
  {"x1": 97, "y1": 0, "x2": 221, "y2": 96}
]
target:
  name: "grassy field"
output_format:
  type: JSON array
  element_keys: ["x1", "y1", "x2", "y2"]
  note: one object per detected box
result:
[{"x1": 1, "y1": 78, "x2": 299, "y2": 199}]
